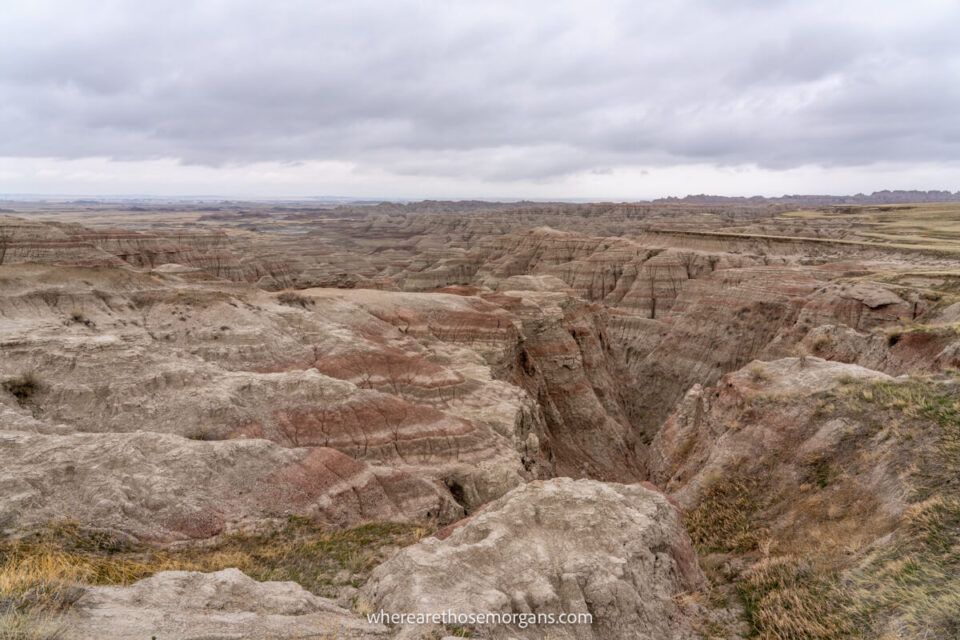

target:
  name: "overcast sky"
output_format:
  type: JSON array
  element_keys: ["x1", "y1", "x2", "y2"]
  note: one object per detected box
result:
[{"x1": 1, "y1": 0, "x2": 959, "y2": 199}]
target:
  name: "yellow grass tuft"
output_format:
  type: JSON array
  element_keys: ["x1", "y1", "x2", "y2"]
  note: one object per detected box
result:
[
  {"x1": 0, "y1": 612, "x2": 66, "y2": 640},
  {"x1": 685, "y1": 475, "x2": 767, "y2": 555},
  {"x1": 738, "y1": 555, "x2": 853, "y2": 640}
]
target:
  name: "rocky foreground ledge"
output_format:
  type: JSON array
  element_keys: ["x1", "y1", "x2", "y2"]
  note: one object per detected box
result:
[
  {"x1": 66, "y1": 568, "x2": 389, "y2": 639},
  {"x1": 364, "y1": 478, "x2": 704, "y2": 640},
  {"x1": 50, "y1": 479, "x2": 700, "y2": 640}
]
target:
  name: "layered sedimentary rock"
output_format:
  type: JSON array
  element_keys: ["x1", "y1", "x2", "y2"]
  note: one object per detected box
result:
[
  {"x1": 800, "y1": 321, "x2": 960, "y2": 375},
  {"x1": 6, "y1": 198, "x2": 960, "y2": 638},
  {"x1": 648, "y1": 357, "x2": 895, "y2": 515},
  {"x1": 624, "y1": 266, "x2": 825, "y2": 437},
  {"x1": 401, "y1": 227, "x2": 757, "y2": 320},
  {"x1": 0, "y1": 215, "x2": 243, "y2": 275},
  {"x1": 0, "y1": 431, "x2": 458, "y2": 541},
  {"x1": 488, "y1": 290, "x2": 645, "y2": 480},
  {"x1": 0, "y1": 259, "x2": 651, "y2": 534},
  {"x1": 363, "y1": 478, "x2": 704, "y2": 640},
  {"x1": 65, "y1": 568, "x2": 387, "y2": 640},
  {"x1": 0, "y1": 269, "x2": 531, "y2": 523}
]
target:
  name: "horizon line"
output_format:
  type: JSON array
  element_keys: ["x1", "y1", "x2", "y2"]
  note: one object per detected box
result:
[{"x1": 3, "y1": 188, "x2": 960, "y2": 205}]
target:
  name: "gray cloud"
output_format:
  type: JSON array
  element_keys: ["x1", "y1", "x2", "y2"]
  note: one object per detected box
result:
[{"x1": 1, "y1": 0, "x2": 959, "y2": 183}]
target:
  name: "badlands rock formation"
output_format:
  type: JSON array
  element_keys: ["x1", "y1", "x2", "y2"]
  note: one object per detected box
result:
[
  {"x1": 2, "y1": 198, "x2": 959, "y2": 639},
  {"x1": 364, "y1": 478, "x2": 704, "y2": 640},
  {"x1": 649, "y1": 357, "x2": 899, "y2": 530},
  {"x1": 0, "y1": 431, "x2": 458, "y2": 541},
  {"x1": 0, "y1": 264, "x2": 535, "y2": 532},
  {"x1": 0, "y1": 257, "x2": 649, "y2": 533}
]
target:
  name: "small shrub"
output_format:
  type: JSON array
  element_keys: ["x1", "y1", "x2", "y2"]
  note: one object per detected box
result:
[
  {"x1": 2, "y1": 374, "x2": 40, "y2": 406},
  {"x1": 184, "y1": 429, "x2": 219, "y2": 442},
  {"x1": 810, "y1": 334, "x2": 833, "y2": 353},
  {"x1": 747, "y1": 363, "x2": 770, "y2": 383},
  {"x1": 809, "y1": 459, "x2": 833, "y2": 489},
  {"x1": 66, "y1": 312, "x2": 94, "y2": 329},
  {"x1": 791, "y1": 346, "x2": 810, "y2": 369},
  {"x1": 277, "y1": 292, "x2": 313, "y2": 308}
]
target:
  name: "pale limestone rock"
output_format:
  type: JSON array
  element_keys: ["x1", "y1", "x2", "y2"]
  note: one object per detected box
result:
[
  {"x1": 363, "y1": 478, "x2": 703, "y2": 639},
  {"x1": 66, "y1": 568, "x2": 388, "y2": 640}
]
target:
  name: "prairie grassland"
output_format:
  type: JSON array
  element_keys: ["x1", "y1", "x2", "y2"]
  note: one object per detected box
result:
[{"x1": 780, "y1": 202, "x2": 960, "y2": 252}]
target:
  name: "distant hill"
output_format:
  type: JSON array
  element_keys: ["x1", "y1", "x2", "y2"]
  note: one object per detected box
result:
[{"x1": 654, "y1": 190, "x2": 960, "y2": 206}]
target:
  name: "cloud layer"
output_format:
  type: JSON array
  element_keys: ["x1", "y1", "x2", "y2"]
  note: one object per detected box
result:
[{"x1": 1, "y1": 0, "x2": 959, "y2": 195}]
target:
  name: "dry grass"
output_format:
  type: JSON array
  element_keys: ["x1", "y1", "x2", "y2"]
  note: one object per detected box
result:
[
  {"x1": 844, "y1": 377, "x2": 960, "y2": 479},
  {"x1": 685, "y1": 475, "x2": 766, "y2": 555},
  {"x1": 671, "y1": 374, "x2": 959, "y2": 637},
  {"x1": 780, "y1": 202, "x2": 960, "y2": 253},
  {"x1": 738, "y1": 555, "x2": 854, "y2": 640},
  {"x1": 0, "y1": 518, "x2": 430, "y2": 629},
  {"x1": 747, "y1": 363, "x2": 770, "y2": 384},
  {"x1": 848, "y1": 496, "x2": 960, "y2": 638},
  {"x1": 0, "y1": 613, "x2": 65, "y2": 640},
  {"x1": 191, "y1": 518, "x2": 431, "y2": 593},
  {"x1": 809, "y1": 333, "x2": 833, "y2": 353},
  {"x1": 734, "y1": 377, "x2": 960, "y2": 638},
  {"x1": 839, "y1": 378, "x2": 960, "y2": 637},
  {"x1": 884, "y1": 321, "x2": 960, "y2": 347},
  {"x1": 0, "y1": 523, "x2": 223, "y2": 615}
]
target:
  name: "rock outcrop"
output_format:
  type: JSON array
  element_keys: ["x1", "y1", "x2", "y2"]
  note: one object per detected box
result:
[
  {"x1": 648, "y1": 357, "x2": 896, "y2": 520},
  {"x1": 0, "y1": 431, "x2": 458, "y2": 541},
  {"x1": 0, "y1": 262, "x2": 653, "y2": 526},
  {"x1": 0, "y1": 265, "x2": 534, "y2": 524},
  {"x1": 65, "y1": 568, "x2": 387, "y2": 639},
  {"x1": 489, "y1": 290, "x2": 645, "y2": 481},
  {"x1": 648, "y1": 357, "x2": 960, "y2": 638},
  {"x1": 363, "y1": 478, "x2": 704, "y2": 639}
]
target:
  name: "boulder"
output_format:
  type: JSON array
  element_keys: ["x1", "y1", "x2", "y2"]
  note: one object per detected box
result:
[
  {"x1": 65, "y1": 568, "x2": 387, "y2": 639},
  {"x1": 362, "y1": 478, "x2": 704, "y2": 639}
]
